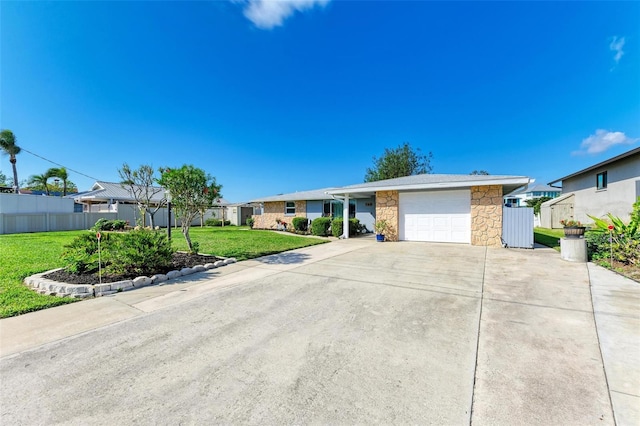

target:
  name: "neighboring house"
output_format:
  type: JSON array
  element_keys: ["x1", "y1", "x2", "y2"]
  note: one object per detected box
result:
[
  {"x1": 503, "y1": 183, "x2": 561, "y2": 207},
  {"x1": 74, "y1": 181, "x2": 167, "y2": 213},
  {"x1": 251, "y1": 174, "x2": 529, "y2": 247},
  {"x1": 541, "y1": 147, "x2": 640, "y2": 228},
  {"x1": 74, "y1": 181, "x2": 229, "y2": 227}
]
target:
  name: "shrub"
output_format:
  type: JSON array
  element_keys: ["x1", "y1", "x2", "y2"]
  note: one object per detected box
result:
[
  {"x1": 92, "y1": 218, "x2": 127, "y2": 231},
  {"x1": 190, "y1": 241, "x2": 200, "y2": 255},
  {"x1": 586, "y1": 231, "x2": 610, "y2": 260},
  {"x1": 311, "y1": 217, "x2": 332, "y2": 236},
  {"x1": 246, "y1": 217, "x2": 255, "y2": 228},
  {"x1": 205, "y1": 218, "x2": 231, "y2": 227},
  {"x1": 587, "y1": 231, "x2": 640, "y2": 266},
  {"x1": 61, "y1": 230, "x2": 175, "y2": 276},
  {"x1": 107, "y1": 230, "x2": 174, "y2": 276},
  {"x1": 586, "y1": 200, "x2": 640, "y2": 266},
  {"x1": 92, "y1": 218, "x2": 109, "y2": 231},
  {"x1": 292, "y1": 217, "x2": 309, "y2": 232},
  {"x1": 61, "y1": 232, "x2": 116, "y2": 274},
  {"x1": 331, "y1": 218, "x2": 360, "y2": 237}
]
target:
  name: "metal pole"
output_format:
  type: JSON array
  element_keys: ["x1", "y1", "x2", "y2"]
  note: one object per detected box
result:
[{"x1": 167, "y1": 201, "x2": 172, "y2": 241}]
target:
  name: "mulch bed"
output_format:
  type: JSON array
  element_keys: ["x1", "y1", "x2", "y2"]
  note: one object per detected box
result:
[
  {"x1": 598, "y1": 260, "x2": 640, "y2": 283},
  {"x1": 43, "y1": 252, "x2": 221, "y2": 285}
]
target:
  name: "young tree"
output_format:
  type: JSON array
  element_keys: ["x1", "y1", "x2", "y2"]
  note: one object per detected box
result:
[
  {"x1": 0, "y1": 130, "x2": 21, "y2": 193},
  {"x1": 27, "y1": 173, "x2": 52, "y2": 195},
  {"x1": 47, "y1": 167, "x2": 70, "y2": 196},
  {"x1": 0, "y1": 170, "x2": 7, "y2": 185},
  {"x1": 524, "y1": 196, "x2": 552, "y2": 215},
  {"x1": 157, "y1": 165, "x2": 222, "y2": 253},
  {"x1": 364, "y1": 142, "x2": 432, "y2": 182},
  {"x1": 118, "y1": 163, "x2": 167, "y2": 228}
]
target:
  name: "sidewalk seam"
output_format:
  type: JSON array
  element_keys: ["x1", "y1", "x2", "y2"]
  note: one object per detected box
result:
[{"x1": 469, "y1": 246, "x2": 488, "y2": 426}]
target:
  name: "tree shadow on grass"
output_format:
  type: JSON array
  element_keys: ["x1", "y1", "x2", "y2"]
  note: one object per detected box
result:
[{"x1": 256, "y1": 252, "x2": 311, "y2": 265}]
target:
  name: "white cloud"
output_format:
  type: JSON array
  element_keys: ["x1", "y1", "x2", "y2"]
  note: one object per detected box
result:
[
  {"x1": 610, "y1": 36, "x2": 625, "y2": 64},
  {"x1": 240, "y1": 0, "x2": 330, "y2": 29},
  {"x1": 573, "y1": 129, "x2": 639, "y2": 155}
]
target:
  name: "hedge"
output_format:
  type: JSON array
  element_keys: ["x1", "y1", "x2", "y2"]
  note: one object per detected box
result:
[
  {"x1": 311, "y1": 217, "x2": 332, "y2": 236},
  {"x1": 292, "y1": 217, "x2": 309, "y2": 232},
  {"x1": 331, "y1": 218, "x2": 360, "y2": 237},
  {"x1": 205, "y1": 218, "x2": 232, "y2": 227}
]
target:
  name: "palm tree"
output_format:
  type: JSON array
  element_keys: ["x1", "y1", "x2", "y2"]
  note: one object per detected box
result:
[
  {"x1": 47, "y1": 167, "x2": 69, "y2": 196},
  {"x1": 0, "y1": 130, "x2": 21, "y2": 193},
  {"x1": 28, "y1": 173, "x2": 51, "y2": 195}
]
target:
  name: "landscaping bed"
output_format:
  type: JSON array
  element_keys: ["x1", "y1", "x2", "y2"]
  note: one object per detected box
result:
[
  {"x1": 43, "y1": 252, "x2": 220, "y2": 284},
  {"x1": 592, "y1": 259, "x2": 640, "y2": 283}
]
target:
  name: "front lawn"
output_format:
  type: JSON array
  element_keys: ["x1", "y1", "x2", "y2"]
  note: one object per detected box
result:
[
  {"x1": 0, "y1": 231, "x2": 87, "y2": 318},
  {"x1": 534, "y1": 227, "x2": 564, "y2": 251},
  {"x1": 170, "y1": 226, "x2": 327, "y2": 260},
  {"x1": 0, "y1": 227, "x2": 327, "y2": 318}
]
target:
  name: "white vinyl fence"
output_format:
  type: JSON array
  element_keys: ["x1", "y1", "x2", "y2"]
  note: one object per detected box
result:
[
  {"x1": 0, "y1": 212, "x2": 118, "y2": 234},
  {"x1": 502, "y1": 206, "x2": 534, "y2": 249},
  {"x1": 0, "y1": 193, "x2": 227, "y2": 234}
]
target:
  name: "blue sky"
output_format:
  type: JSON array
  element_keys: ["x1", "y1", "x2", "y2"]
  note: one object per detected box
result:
[{"x1": 1, "y1": 1, "x2": 638, "y2": 202}]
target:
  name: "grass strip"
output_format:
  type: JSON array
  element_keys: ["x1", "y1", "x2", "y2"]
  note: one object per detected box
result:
[{"x1": 534, "y1": 227, "x2": 564, "y2": 251}]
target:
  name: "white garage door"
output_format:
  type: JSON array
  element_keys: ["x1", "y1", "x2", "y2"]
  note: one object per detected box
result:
[{"x1": 399, "y1": 190, "x2": 471, "y2": 243}]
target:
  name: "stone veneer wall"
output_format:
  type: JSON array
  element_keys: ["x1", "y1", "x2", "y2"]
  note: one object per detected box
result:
[
  {"x1": 470, "y1": 185, "x2": 503, "y2": 247},
  {"x1": 252, "y1": 200, "x2": 307, "y2": 229},
  {"x1": 375, "y1": 190, "x2": 399, "y2": 241}
]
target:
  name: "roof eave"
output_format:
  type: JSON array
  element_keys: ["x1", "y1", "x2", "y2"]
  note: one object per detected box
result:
[{"x1": 327, "y1": 177, "x2": 530, "y2": 195}]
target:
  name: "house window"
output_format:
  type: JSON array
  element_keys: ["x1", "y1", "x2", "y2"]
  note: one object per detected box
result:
[
  {"x1": 322, "y1": 199, "x2": 356, "y2": 218},
  {"x1": 596, "y1": 171, "x2": 607, "y2": 190},
  {"x1": 285, "y1": 201, "x2": 295, "y2": 215}
]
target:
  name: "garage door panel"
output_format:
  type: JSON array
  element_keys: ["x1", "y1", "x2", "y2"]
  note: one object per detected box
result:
[{"x1": 399, "y1": 190, "x2": 470, "y2": 243}]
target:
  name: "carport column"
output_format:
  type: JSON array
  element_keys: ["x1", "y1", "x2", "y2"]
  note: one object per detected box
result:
[{"x1": 343, "y1": 193, "x2": 350, "y2": 239}]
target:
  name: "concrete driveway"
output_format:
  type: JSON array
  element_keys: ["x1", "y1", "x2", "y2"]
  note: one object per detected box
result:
[{"x1": 0, "y1": 239, "x2": 632, "y2": 424}]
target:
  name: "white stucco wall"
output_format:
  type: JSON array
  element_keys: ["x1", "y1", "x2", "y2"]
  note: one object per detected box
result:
[{"x1": 562, "y1": 154, "x2": 639, "y2": 223}]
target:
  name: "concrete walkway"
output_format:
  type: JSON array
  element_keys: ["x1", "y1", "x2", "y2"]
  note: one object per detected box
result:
[
  {"x1": 0, "y1": 239, "x2": 638, "y2": 424},
  {"x1": 589, "y1": 263, "x2": 640, "y2": 426}
]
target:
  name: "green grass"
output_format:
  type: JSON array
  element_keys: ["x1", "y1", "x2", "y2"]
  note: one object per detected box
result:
[
  {"x1": 0, "y1": 231, "x2": 87, "y2": 318},
  {"x1": 0, "y1": 227, "x2": 327, "y2": 318},
  {"x1": 170, "y1": 226, "x2": 327, "y2": 260},
  {"x1": 534, "y1": 227, "x2": 564, "y2": 251}
]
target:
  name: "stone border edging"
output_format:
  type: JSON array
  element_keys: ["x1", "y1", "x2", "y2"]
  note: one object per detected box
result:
[{"x1": 24, "y1": 257, "x2": 238, "y2": 299}]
